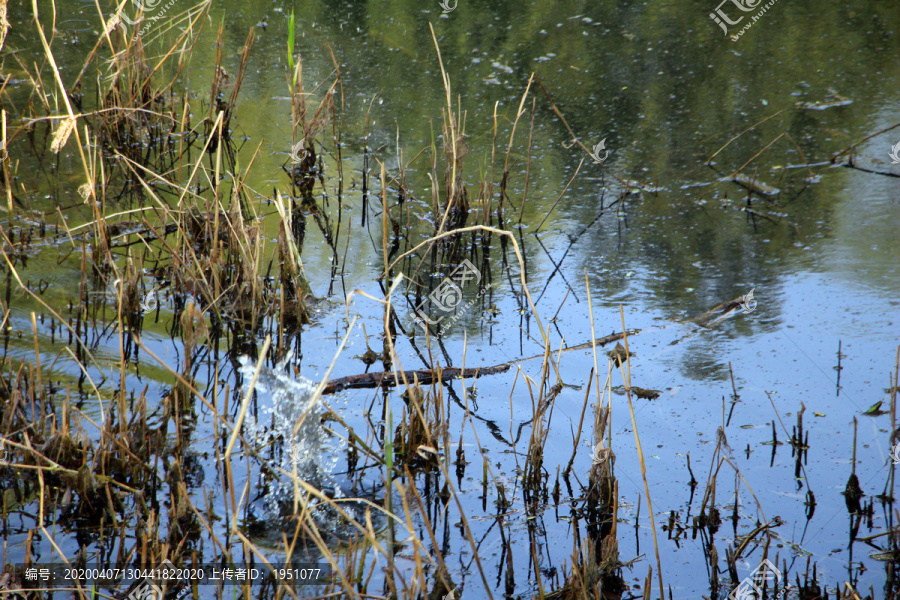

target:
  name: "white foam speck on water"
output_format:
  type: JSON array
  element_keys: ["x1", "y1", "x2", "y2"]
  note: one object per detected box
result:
[{"x1": 238, "y1": 356, "x2": 345, "y2": 515}]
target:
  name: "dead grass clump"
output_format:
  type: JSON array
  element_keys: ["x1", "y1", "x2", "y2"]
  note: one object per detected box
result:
[
  {"x1": 285, "y1": 45, "x2": 337, "y2": 198},
  {"x1": 524, "y1": 382, "x2": 560, "y2": 499},
  {"x1": 98, "y1": 44, "x2": 175, "y2": 180},
  {"x1": 395, "y1": 380, "x2": 439, "y2": 472}
]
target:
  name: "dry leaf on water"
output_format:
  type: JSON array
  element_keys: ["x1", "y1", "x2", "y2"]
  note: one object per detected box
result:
[
  {"x1": 50, "y1": 117, "x2": 77, "y2": 153},
  {"x1": 0, "y1": 0, "x2": 9, "y2": 54}
]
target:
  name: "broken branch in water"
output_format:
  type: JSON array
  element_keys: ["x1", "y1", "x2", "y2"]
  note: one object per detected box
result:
[
  {"x1": 321, "y1": 330, "x2": 638, "y2": 394},
  {"x1": 321, "y1": 364, "x2": 512, "y2": 394},
  {"x1": 685, "y1": 296, "x2": 748, "y2": 328},
  {"x1": 834, "y1": 162, "x2": 900, "y2": 179}
]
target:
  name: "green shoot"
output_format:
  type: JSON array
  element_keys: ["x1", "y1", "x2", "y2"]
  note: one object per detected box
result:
[{"x1": 287, "y1": 10, "x2": 295, "y2": 72}]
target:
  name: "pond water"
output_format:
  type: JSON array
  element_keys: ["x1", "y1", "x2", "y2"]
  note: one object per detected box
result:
[{"x1": 3, "y1": 0, "x2": 900, "y2": 598}]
